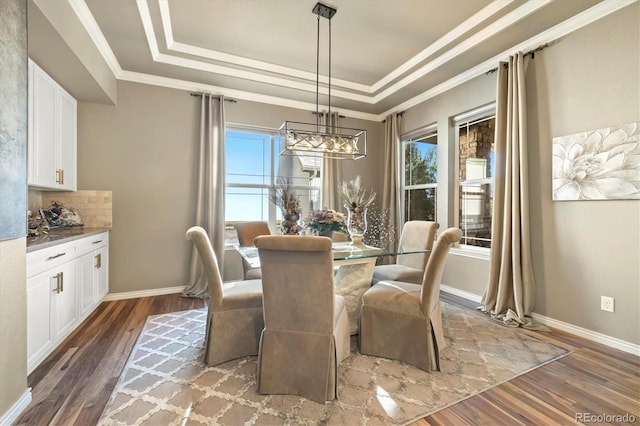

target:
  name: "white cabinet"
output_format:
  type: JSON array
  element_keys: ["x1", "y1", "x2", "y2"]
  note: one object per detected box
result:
[
  {"x1": 27, "y1": 232, "x2": 109, "y2": 373},
  {"x1": 77, "y1": 234, "x2": 109, "y2": 319},
  {"x1": 28, "y1": 59, "x2": 77, "y2": 191}
]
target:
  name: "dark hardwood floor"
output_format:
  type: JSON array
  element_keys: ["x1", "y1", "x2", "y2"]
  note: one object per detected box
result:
[{"x1": 16, "y1": 293, "x2": 639, "y2": 425}]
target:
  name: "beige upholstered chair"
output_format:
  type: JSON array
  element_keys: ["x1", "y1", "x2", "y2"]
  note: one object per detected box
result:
[
  {"x1": 185, "y1": 226, "x2": 264, "y2": 366},
  {"x1": 254, "y1": 235, "x2": 350, "y2": 403},
  {"x1": 359, "y1": 227, "x2": 462, "y2": 372},
  {"x1": 371, "y1": 220, "x2": 440, "y2": 285},
  {"x1": 234, "y1": 221, "x2": 271, "y2": 280}
]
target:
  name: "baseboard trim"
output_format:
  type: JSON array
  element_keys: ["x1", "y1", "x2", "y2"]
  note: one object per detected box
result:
[
  {"x1": 440, "y1": 285, "x2": 640, "y2": 356},
  {"x1": 530, "y1": 313, "x2": 640, "y2": 356},
  {"x1": 0, "y1": 388, "x2": 32, "y2": 426},
  {"x1": 440, "y1": 284, "x2": 483, "y2": 304},
  {"x1": 102, "y1": 286, "x2": 186, "y2": 301}
]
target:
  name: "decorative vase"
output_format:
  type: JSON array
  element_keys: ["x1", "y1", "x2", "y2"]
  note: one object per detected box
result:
[
  {"x1": 347, "y1": 207, "x2": 367, "y2": 246},
  {"x1": 281, "y1": 209, "x2": 301, "y2": 235}
]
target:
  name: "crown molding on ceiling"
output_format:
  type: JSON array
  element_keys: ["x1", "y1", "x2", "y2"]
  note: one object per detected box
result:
[
  {"x1": 69, "y1": 0, "x2": 636, "y2": 122},
  {"x1": 117, "y1": 69, "x2": 380, "y2": 122},
  {"x1": 379, "y1": 0, "x2": 638, "y2": 118},
  {"x1": 68, "y1": 0, "x2": 122, "y2": 77}
]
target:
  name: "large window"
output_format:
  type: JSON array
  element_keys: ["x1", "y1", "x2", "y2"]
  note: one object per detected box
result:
[
  {"x1": 225, "y1": 128, "x2": 321, "y2": 244},
  {"x1": 455, "y1": 112, "x2": 495, "y2": 248},
  {"x1": 402, "y1": 131, "x2": 437, "y2": 222}
]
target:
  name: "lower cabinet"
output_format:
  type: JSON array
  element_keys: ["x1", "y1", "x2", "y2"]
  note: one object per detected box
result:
[{"x1": 27, "y1": 231, "x2": 109, "y2": 373}]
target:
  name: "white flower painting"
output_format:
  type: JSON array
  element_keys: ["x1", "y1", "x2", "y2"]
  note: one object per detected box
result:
[{"x1": 552, "y1": 122, "x2": 640, "y2": 200}]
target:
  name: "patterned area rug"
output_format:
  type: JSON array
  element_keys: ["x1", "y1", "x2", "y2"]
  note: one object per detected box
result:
[{"x1": 99, "y1": 303, "x2": 569, "y2": 425}]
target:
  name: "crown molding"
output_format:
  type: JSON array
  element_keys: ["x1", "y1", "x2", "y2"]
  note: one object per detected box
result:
[
  {"x1": 152, "y1": 0, "x2": 536, "y2": 99},
  {"x1": 378, "y1": 0, "x2": 638, "y2": 118},
  {"x1": 117, "y1": 70, "x2": 380, "y2": 122},
  {"x1": 71, "y1": 0, "x2": 636, "y2": 121},
  {"x1": 68, "y1": 0, "x2": 123, "y2": 77}
]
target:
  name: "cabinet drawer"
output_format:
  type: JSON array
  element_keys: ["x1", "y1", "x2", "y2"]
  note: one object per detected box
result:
[
  {"x1": 76, "y1": 232, "x2": 109, "y2": 256},
  {"x1": 27, "y1": 240, "x2": 77, "y2": 278}
]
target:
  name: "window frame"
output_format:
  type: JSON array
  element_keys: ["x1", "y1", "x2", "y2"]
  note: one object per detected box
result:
[
  {"x1": 225, "y1": 125, "x2": 322, "y2": 245},
  {"x1": 451, "y1": 104, "x2": 496, "y2": 257},
  {"x1": 400, "y1": 123, "x2": 438, "y2": 224}
]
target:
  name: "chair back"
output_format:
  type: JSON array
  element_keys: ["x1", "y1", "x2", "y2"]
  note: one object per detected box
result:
[
  {"x1": 397, "y1": 221, "x2": 440, "y2": 269},
  {"x1": 254, "y1": 235, "x2": 335, "y2": 334},
  {"x1": 185, "y1": 226, "x2": 223, "y2": 308},
  {"x1": 420, "y1": 227, "x2": 462, "y2": 313},
  {"x1": 235, "y1": 221, "x2": 271, "y2": 246}
]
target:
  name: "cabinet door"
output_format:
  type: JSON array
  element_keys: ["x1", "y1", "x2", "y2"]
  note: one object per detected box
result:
[
  {"x1": 53, "y1": 261, "x2": 78, "y2": 340},
  {"x1": 30, "y1": 62, "x2": 58, "y2": 188},
  {"x1": 57, "y1": 89, "x2": 77, "y2": 191},
  {"x1": 26, "y1": 272, "x2": 54, "y2": 364},
  {"x1": 95, "y1": 246, "x2": 109, "y2": 300},
  {"x1": 77, "y1": 252, "x2": 95, "y2": 319}
]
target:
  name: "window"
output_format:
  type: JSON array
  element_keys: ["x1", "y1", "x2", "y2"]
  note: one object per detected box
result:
[
  {"x1": 225, "y1": 127, "x2": 321, "y2": 244},
  {"x1": 455, "y1": 111, "x2": 495, "y2": 248},
  {"x1": 401, "y1": 131, "x2": 437, "y2": 222}
]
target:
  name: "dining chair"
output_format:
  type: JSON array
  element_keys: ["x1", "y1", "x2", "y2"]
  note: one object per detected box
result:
[
  {"x1": 185, "y1": 226, "x2": 264, "y2": 366},
  {"x1": 359, "y1": 227, "x2": 462, "y2": 372},
  {"x1": 234, "y1": 221, "x2": 271, "y2": 280},
  {"x1": 371, "y1": 220, "x2": 440, "y2": 285},
  {"x1": 254, "y1": 235, "x2": 350, "y2": 403}
]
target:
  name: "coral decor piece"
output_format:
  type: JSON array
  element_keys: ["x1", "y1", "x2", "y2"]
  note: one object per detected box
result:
[
  {"x1": 552, "y1": 122, "x2": 640, "y2": 200},
  {"x1": 304, "y1": 208, "x2": 347, "y2": 236}
]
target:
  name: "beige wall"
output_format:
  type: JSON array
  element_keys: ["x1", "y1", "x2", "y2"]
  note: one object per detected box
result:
[
  {"x1": 78, "y1": 81, "x2": 383, "y2": 292},
  {"x1": 402, "y1": 6, "x2": 639, "y2": 344}
]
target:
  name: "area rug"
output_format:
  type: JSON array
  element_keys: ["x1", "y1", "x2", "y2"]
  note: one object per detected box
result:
[{"x1": 99, "y1": 303, "x2": 569, "y2": 425}]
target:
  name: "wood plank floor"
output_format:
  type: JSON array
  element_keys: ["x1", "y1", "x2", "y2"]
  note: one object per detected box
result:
[{"x1": 16, "y1": 293, "x2": 639, "y2": 425}]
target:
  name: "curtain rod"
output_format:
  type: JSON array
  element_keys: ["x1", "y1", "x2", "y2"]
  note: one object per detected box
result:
[
  {"x1": 190, "y1": 92, "x2": 237, "y2": 103},
  {"x1": 486, "y1": 43, "x2": 549, "y2": 75}
]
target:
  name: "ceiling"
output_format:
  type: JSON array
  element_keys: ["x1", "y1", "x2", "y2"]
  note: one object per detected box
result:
[{"x1": 31, "y1": 0, "x2": 635, "y2": 121}]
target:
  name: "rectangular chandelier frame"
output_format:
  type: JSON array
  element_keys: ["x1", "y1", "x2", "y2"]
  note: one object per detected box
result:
[{"x1": 280, "y1": 121, "x2": 367, "y2": 160}]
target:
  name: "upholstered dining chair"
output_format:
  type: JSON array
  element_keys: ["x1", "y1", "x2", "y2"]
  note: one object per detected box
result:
[
  {"x1": 359, "y1": 227, "x2": 462, "y2": 372},
  {"x1": 234, "y1": 221, "x2": 271, "y2": 280},
  {"x1": 254, "y1": 235, "x2": 350, "y2": 403},
  {"x1": 185, "y1": 226, "x2": 264, "y2": 366},
  {"x1": 371, "y1": 220, "x2": 440, "y2": 285}
]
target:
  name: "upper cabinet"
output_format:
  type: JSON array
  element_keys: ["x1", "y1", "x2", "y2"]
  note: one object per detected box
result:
[{"x1": 28, "y1": 59, "x2": 77, "y2": 191}]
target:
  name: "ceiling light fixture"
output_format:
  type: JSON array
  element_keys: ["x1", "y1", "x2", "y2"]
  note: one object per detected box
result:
[{"x1": 280, "y1": 2, "x2": 367, "y2": 160}]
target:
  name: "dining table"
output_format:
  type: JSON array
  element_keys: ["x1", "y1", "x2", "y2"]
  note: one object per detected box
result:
[{"x1": 235, "y1": 240, "x2": 430, "y2": 335}]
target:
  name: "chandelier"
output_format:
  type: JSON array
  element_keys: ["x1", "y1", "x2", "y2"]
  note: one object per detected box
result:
[{"x1": 280, "y1": 2, "x2": 367, "y2": 160}]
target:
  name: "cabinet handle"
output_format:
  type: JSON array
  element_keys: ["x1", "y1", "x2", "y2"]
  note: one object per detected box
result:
[
  {"x1": 60, "y1": 169, "x2": 64, "y2": 184},
  {"x1": 56, "y1": 169, "x2": 62, "y2": 184},
  {"x1": 92, "y1": 240, "x2": 103, "y2": 244},
  {"x1": 47, "y1": 252, "x2": 66, "y2": 261},
  {"x1": 52, "y1": 272, "x2": 61, "y2": 293},
  {"x1": 60, "y1": 271, "x2": 64, "y2": 292},
  {"x1": 95, "y1": 253, "x2": 101, "y2": 269}
]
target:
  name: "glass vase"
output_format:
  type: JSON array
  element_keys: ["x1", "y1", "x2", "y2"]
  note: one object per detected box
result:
[{"x1": 347, "y1": 207, "x2": 367, "y2": 245}]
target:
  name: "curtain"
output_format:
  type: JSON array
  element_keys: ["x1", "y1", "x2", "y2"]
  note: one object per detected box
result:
[
  {"x1": 481, "y1": 53, "x2": 545, "y2": 330},
  {"x1": 183, "y1": 94, "x2": 226, "y2": 298},
  {"x1": 321, "y1": 112, "x2": 343, "y2": 210},
  {"x1": 382, "y1": 114, "x2": 402, "y2": 253}
]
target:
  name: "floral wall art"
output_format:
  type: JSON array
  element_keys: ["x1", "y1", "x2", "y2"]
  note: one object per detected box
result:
[{"x1": 552, "y1": 122, "x2": 640, "y2": 200}]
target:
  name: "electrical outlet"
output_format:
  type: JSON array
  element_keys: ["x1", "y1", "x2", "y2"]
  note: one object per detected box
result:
[{"x1": 601, "y1": 296, "x2": 615, "y2": 313}]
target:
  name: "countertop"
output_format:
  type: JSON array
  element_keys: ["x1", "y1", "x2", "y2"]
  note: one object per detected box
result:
[{"x1": 26, "y1": 228, "x2": 111, "y2": 253}]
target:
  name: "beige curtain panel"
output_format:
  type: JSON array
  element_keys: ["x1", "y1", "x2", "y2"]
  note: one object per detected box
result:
[
  {"x1": 382, "y1": 114, "x2": 402, "y2": 253},
  {"x1": 481, "y1": 53, "x2": 546, "y2": 330},
  {"x1": 321, "y1": 112, "x2": 343, "y2": 210},
  {"x1": 183, "y1": 94, "x2": 226, "y2": 298}
]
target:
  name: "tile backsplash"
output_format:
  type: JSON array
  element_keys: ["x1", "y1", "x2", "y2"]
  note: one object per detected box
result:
[{"x1": 39, "y1": 190, "x2": 113, "y2": 229}]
